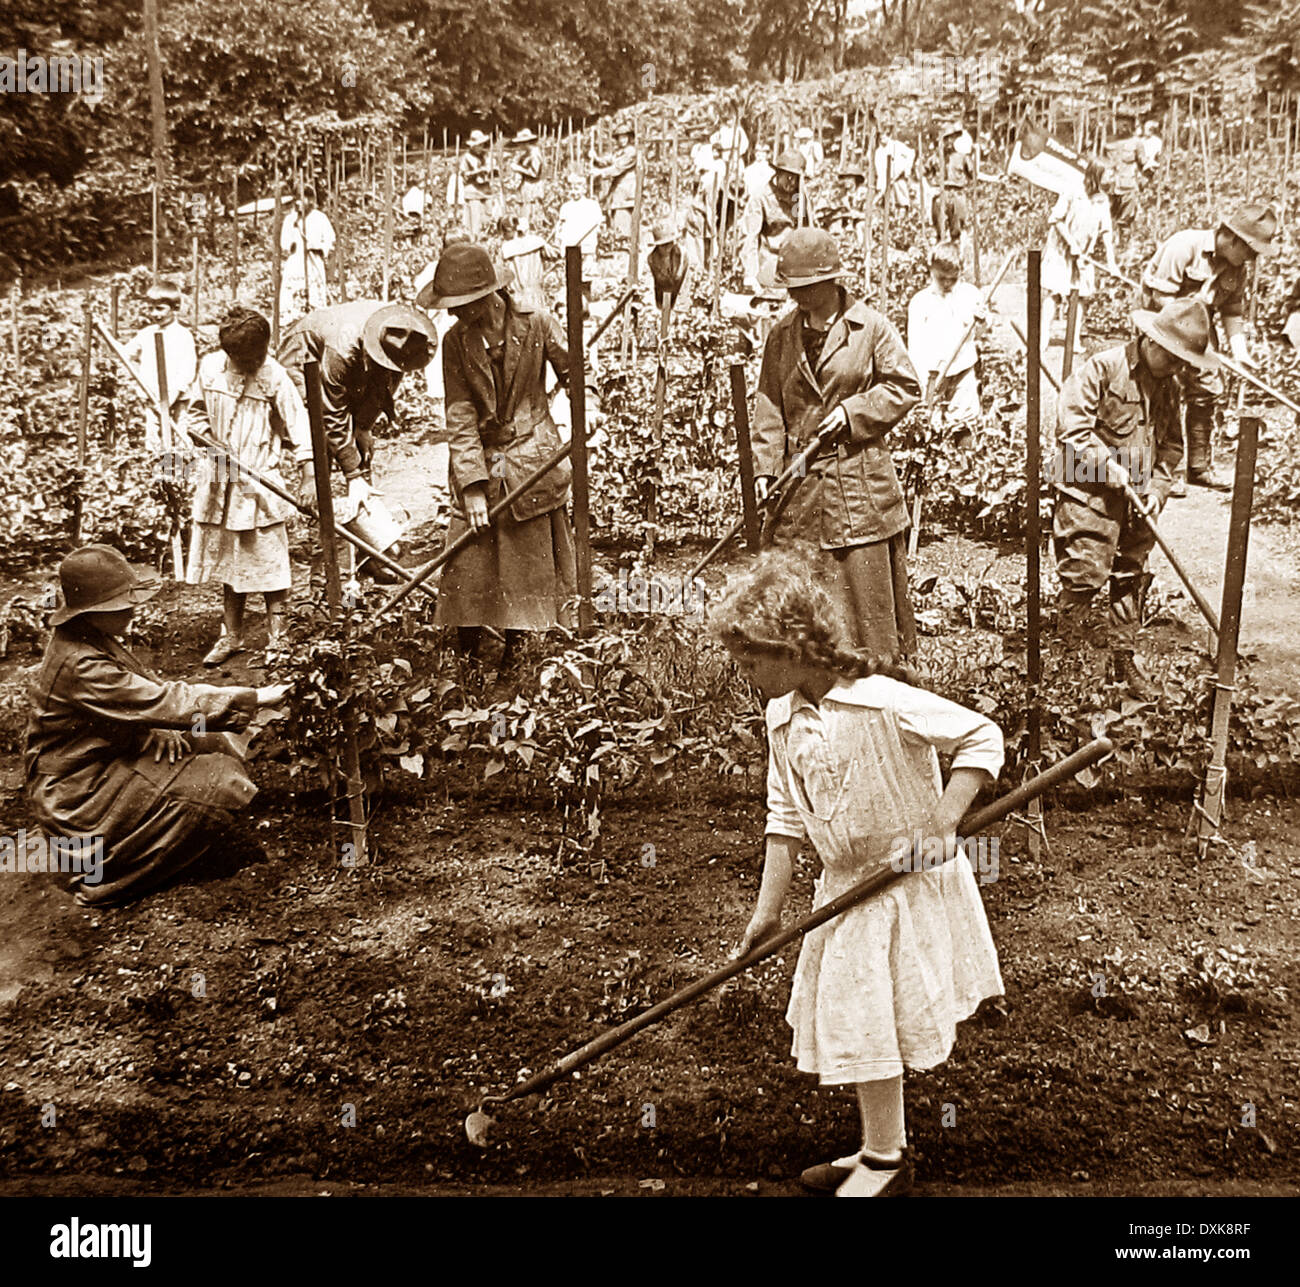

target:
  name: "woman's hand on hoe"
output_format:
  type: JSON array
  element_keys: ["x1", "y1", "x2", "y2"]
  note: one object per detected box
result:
[
  {"x1": 463, "y1": 483, "x2": 491, "y2": 532},
  {"x1": 735, "y1": 909, "x2": 783, "y2": 959}
]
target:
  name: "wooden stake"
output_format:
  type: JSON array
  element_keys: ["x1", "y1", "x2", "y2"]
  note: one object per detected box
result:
[
  {"x1": 1195, "y1": 414, "x2": 1260, "y2": 857},
  {"x1": 1062, "y1": 290, "x2": 1080, "y2": 380},
  {"x1": 109, "y1": 280, "x2": 119, "y2": 340},
  {"x1": 622, "y1": 148, "x2": 645, "y2": 364},
  {"x1": 730, "y1": 362, "x2": 760, "y2": 552},
  {"x1": 304, "y1": 358, "x2": 367, "y2": 867},
  {"x1": 879, "y1": 153, "x2": 892, "y2": 307},
  {"x1": 383, "y1": 133, "x2": 394, "y2": 299},
  {"x1": 72, "y1": 298, "x2": 91, "y2": 543},
  {"x1": 1026, "y1": 248, "x2": 1044, "y2": 860},
  {"x1": 645, "y1": 296, "x2": 672, "y2": 550},
  {"x1": 271, "y1": 159, "x2": 282, "y2": 350},
  {"x1": 191, "y1": 233, "x2": 200, "y2": 330},
  {"x1": 231, "y1": 171, "x2": 240, "y2": 298},
  {"x1": 565, "y1": 245, "x2": 593, "y2": 634},
  {"x1": 151, "y1": 184, "x2": 160, "y2": 283}
]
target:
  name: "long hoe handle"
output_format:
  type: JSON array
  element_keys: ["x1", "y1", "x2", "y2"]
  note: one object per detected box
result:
[{"x1": 472, "y1": 736, "x2": 1112, "y2": 1121}]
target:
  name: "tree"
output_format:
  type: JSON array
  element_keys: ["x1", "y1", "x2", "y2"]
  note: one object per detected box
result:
[
  {"x1": 1072, "y1": 0, "x2": 1198, "y2": 93},
  {"x1": 1231, "y1": 1, "x2": 1300, "y2": 95}
]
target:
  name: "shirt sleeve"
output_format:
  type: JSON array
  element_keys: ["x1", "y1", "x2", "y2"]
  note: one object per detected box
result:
[
  {"x1": 274, "y1": 365, "x2": 314, "y2": 464},
  {"x1": 764, "y1": 725, "x2": 807, "y2": 841},
  {"x1": 1142, "y1": 234, "x2": 1189, "y2": 297},
  {"x1": 442, "y1": 330, "x2": 491, "y2": 493},
  {"x1": 66, "y1": 654, "x2": 258, "y2": 733},
  {"x1": 751, "y1": 327, "x2": 787, "y2": 477},
  {"x1": 843, "y1": 315, "x2": 922, "y2": 445},
  {"x1": 891, "y1": 682, "x2": 1005, "y2": 779}
]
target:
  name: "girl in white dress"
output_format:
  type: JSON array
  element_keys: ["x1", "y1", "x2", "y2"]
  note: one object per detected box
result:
[
  {"x1": 1041, "y1": 160, "x2": 1117, "y2": 355},
  {"x1": 717, "y1": 549, "x2": 1005, "y2": 1198}
]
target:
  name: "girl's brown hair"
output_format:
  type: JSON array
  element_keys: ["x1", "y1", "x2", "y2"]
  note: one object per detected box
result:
[{"x1": 711, "y1": 545, "x2": 919, "y2": 685}]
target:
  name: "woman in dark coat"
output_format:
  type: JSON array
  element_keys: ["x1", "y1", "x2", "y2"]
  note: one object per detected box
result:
[
  {"x1": 417, "y1": 241, "x2": 577, "y2": 668},
  {"x1": 25, "y1": 545, "x2": 287, "y2": 908},
  {"x1": 752, "y1": 229, "x2": 922, "y2": 659}
]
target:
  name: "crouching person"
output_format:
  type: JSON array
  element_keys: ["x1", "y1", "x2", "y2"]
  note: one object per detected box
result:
[
  {"x1": 25, "y1": 546, "x2": 288, "y2": 908},
  {"x1": 1052, "y1": 299, "x2": 1217, "y2": 694}
]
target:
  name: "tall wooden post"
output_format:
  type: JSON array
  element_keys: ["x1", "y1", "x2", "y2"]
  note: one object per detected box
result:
[
  {"x1": 73, "y1": 298, "x2": 92, "y2": 543},
  {"x1": 191, "y1": 232, "x2": 200, "y2": 330},
  {"x1": 623, "y1": 133, "x2": 645, "y2": 365},
  {"x1": 565, "y1": 246, "x2": 593, "y2": 634},
  {"x1": 109, "y1": 281, "x2": 120, "y2": 339},
  {"x1": 271, "y1": 159, "x2": 283, "y2": 350},
  {"x1": 383, "y1": 133, "x2": 394, "y2": 299},
  {"x1": 730, "y1": 362, "x2": 760, "y2": 552},
  {"x1": 305, "y1": 359, "x2": 367, "y2": 866},
  {"x1": 151, "y1": 184, "x2": 160, "y2": 282},
  {"x1": 879, "y1": 153, "x2": 892, "y2": 307},
  {"x1": 1026, "y1": 249, "x2": 1044, "y2": 858},
  {"x1": 231, "y1": 171, "x2": 240, "y2": 298},
  {"x1": 1062, "y1": 290, "x2": 1081, "y2": 379},
  {"x1": 1195, "y1": 415, "x2": 1261, "y2": 856}
]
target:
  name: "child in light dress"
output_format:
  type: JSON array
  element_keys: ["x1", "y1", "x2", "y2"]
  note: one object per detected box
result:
[{"x1": 716, "y1": 549, "x2": 1005, "y2": 1198}]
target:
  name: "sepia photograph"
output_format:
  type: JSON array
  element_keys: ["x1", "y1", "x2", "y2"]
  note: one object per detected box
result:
[{"x1": 0, "y1": 0, "x2": 1295, "y2": 1265}]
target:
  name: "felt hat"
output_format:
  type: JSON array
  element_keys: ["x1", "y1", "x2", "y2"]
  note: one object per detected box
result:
[
  {"x1": 145, "y1": 277, "x2": 183, "y2": 304},
  {"x1": 465, "y1": 129, "x2": 491, "y2": 148},
  {"x1": 772, "y1": 149, "x2": 807, "y2": 176},
  {"x1": 777, "y1": 228, "x2": 845, "y2": 288},
  {"x1": 416, "y1": 242, "x2": 508, "y2": 311},
  {"x1": 362, "y1": 303, "x2": 437, "y2": 371},
  {"x1": 511, "y1": 128, "x2": 539, "y2": 144},
  {"x1": 1220, "y1": 203, "x2": 1279, "y2": 257},
  {"x1": 50, "y1": 544, "x2": 161, "y2": 627},
  {"x1": 1132, "y1": 298, "x2": 1219, "y2": 372},
  {"x1": 649, "y1": 219, "x2": 678, "y2": 246}
]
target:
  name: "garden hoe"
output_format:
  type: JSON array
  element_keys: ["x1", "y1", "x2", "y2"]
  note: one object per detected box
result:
[
  {"x1": 464, "y1": 736, "x2": 1114, "y2": 1148},
  {"x1": 1089, "y1": 257, "x2": 1300, "y2": 420}
]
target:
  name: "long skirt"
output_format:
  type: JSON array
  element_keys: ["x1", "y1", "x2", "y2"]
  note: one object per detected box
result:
[
  {"x1": 27, "y1": 739, "x2": 256, "y2": 907},
  {"x1": 188, "y1": 522, "x2": 291, "y2": 594},
  {"x1": 828, "y1": 534, "x2": 917, "y2": 660},
  {"x1": 434, "y1": 505, "x2": 577, "y2": 630}
]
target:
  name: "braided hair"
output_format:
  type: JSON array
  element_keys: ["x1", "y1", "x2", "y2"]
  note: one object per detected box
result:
[{"x1": 711, "y1": 545, "x2": 919, "y2": 687}]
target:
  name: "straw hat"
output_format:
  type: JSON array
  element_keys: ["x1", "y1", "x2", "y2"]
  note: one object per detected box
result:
[
  {"x1": 1220, "y1": 203, "x2": 1279, "y2": 257},
  {"x1": 772, "y1": 149, "x2": 807, "y2": 176},
  {"x1": 613, "y1": 122, "x2": 634, "y2": 139},
  {"x1": 649, "y1": 219, "x2": 678, "y2": 246},
  {"x1": 361, "y1": 303, "x2": 437, "y2": 372},
  {"x1": 1132, "y1": 299, "x2": 1219, "y2": 372},
  {"x1": 466, "y1": 129, "x2": 491, "y2": 149},
  {"x1": 777, "y1": 228, "x2": 845, "y2": 289},
  {"x1": 510, "y1": 128, "x2": 538, "y2": 144},
  {"x1": 416, "y1": 242, "x2": 508, "y2": 311},
  {"x1": 50, "y1": 545, "x2": 161, "y2": 627},
  {"x1": 795, "y1": 127, "x2": 814, "y2": 141}
]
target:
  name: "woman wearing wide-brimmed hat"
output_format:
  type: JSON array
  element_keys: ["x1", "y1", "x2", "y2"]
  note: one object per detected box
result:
[
  {"x1": 456, "y1": 130, "x2": 496, "y2": 237},
  {"x1": 508, "y1": 128, "x2": 545, "y2": 222},
  {"x1": 24, "y1": 545, "x2": 289, "y2": 908},
  {"x1": 417, "y1": 242, "x2": 576, "y2": 668},
  {"x1": 751, "y1": 228, "x2": 922, "y2": 659}
]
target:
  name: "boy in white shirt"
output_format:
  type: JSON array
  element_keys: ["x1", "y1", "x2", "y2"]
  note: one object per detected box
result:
[
  {"x1": 553, "y1": 172, "x2": 604, "y2": 309},
  {"x1": 906, "y1": 243, "x2": 986, "y2": 442},
  {"x1": 122, "y1": 277, "x2": 197, "y2": 452}
]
